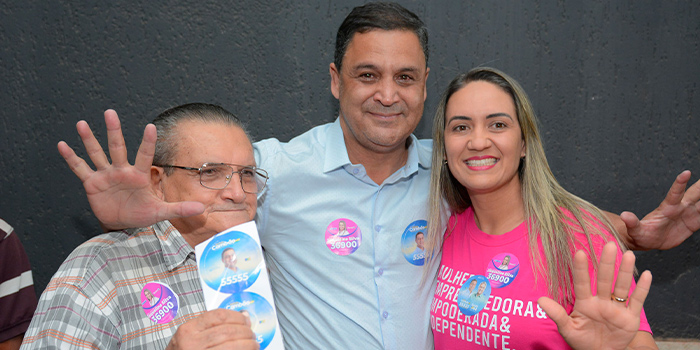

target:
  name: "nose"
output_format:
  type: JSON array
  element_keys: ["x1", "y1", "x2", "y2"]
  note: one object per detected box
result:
[
  {"x1": 220, "y1": 173, "x2": 248, "y2": 203},
  {"x1": 467, "y1": 127, "x2": 491, "y2": 151},
  {"x1": 373, "y1": 77, "x2": 400, "y2": 106}
]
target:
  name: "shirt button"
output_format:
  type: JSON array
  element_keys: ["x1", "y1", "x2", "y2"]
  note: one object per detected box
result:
[
  {"x1": 353, "y1": 168, "x2": 359, "y2": 174},
  {"x1": 382, "y1": 311, "x2": 389, "y2": 319},
  {"x1": 375, "y1": 225, "x2": 381, "y2": 232},
  {"x1": 378, "y1": 268, "x2": 384, "y2": 276}
]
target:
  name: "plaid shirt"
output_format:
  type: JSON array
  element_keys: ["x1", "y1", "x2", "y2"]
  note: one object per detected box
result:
[{"x1": 22, "y1": 221, "x2": 206, "y2": 349}]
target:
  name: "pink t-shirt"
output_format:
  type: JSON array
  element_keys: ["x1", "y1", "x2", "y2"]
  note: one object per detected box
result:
[{"x1": 431, "y1": 207, "x2": 651, "y2": 349}]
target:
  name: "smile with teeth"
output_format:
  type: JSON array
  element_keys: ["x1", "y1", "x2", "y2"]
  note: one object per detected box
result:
[{"x1": 466, "y1": 158, "x2": 498, "y2": 167}]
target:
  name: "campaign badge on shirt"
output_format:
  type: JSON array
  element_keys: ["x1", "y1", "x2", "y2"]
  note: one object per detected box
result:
[
  {"x1": 486, "y1": 253, "x2": 520, "y2": 288},
  {"x1": 400, "y1": 219, "x2": 427, "y2": 266},
  {"x1": 325, "y1": 218, "x2": 361, "y2": 255},
  {"x1": 456, "y1": 275, "x2": 492, "y2": 316},
  {"x1": 219, "y1": 292, "x2": 278, "y2": 349},
  {"x1": 199, "y1": 230, "x2": 263, "y2": 294},
  {"x1": 141, "y1": 282, "x2": 179, "y2": 324}
]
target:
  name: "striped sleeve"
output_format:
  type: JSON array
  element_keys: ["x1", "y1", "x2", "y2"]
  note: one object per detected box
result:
[{"x1": 0, "y1": 219, "x2": 38, "y2": 343}]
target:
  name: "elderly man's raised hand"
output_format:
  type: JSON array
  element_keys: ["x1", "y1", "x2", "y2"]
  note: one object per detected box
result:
[
  {"x1": 57, "y1": 109, "x2": 204, "y2": 231},
  {"x1": 538, "y1": 242, "x2": 655, "y2": 350},
  {"x1": 621, "y1": 171, "x2": 700, "y2": 250},
  {"x1": 166, "y1": 309, "x2": 260, "y2": 350}
]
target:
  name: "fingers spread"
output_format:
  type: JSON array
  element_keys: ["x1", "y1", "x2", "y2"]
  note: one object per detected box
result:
[
  {"x1": 104, "y1": 109, "x2": 129, "y2": 166},
  {"x1": 628, "y1": 271, "x2": 652, "y2": 315},
  {"x1": 134, "y1": 123, "x2": 157, "y2": 172},
  {"x1": 77, "y1": 120, "x2": 110, "y2": 170},
  {"x1": 571, "y1": 250, "x2": 593, "y2": 300},
  {"x1": 57, "y1": 141, "x2": 94, "y2": 182},
  {"x1": 611, "y1": 250, "x2": 636, "y2": 304},
  {"x1": 595, "y1": 242, "x2": 618, "y2": 300}
]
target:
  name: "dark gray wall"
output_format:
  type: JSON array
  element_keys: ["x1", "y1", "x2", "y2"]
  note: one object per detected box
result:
[{"x1": 1, "y1": 0, "x2": 698, "y2": 339}]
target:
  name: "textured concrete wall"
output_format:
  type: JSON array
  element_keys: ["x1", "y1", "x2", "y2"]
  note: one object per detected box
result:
[{"x1": 1, "y1": 0, "x2": 698, "y2": 339}]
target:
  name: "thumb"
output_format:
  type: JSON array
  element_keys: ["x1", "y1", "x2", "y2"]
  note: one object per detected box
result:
[
  {"x1": 537, "y1": 297, "x2": 570, "y2": 330},
  {"x1": 157, "y1": 201, "x2": 206, "y2": 221},
  {"x1": 619, "y1": 211, "x2": 641, "y2": 232}
]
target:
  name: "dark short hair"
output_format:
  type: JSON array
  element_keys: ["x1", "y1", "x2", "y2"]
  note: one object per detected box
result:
[
  {"x1": 152, "y1": 103, "x2": 249, "y2": 174},
  {"x1": 334, "y1": 2, "x2": 428, "y2": 72}
]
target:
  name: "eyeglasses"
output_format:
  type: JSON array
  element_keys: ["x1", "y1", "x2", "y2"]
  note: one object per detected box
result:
[{"x1": 155, "y1": 163, "x2": 269, "y2": 193}]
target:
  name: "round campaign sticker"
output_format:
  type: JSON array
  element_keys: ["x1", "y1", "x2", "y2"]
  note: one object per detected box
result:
[
  {"x1": 486, "y1": 253, "x2": 520, "y2": 288},
  {"x1": 141, "y1": 282, "x2": 179, "y2": 324},
  {"x1": 401, "y1": 219, "x2": 427, "y2": 266},
  {"x1": 199, "y1": 231, "x2": 263, "y2": 294},
  {"x1": 325, "y1": 218, "x2": 361, "y2": 256},
  {"x1": 220, "y1": 292, "x2": 277, "y2": 349},
  {"x1": 457, "y1": 275, "x2": 492, "y2": 316}
]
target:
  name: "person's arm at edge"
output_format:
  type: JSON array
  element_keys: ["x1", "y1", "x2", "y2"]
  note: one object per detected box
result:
[{"x1": 604, "y1": 170, "x2": 700, "y2": 251}]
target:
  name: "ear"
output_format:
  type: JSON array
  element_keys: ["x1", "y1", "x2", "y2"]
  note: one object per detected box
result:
[
  {"x1": 520, "y1": 141, "x2": 526, "y2": 158},
  {"x1": 151, "y1": 166, "x2": 166, "y2": 200},
  {"x1": 423, "y1": 67, "x2": 430, "y2": 101},
  {"x1": 330, "y1": 62, "x2": 341, "y2": 100}
]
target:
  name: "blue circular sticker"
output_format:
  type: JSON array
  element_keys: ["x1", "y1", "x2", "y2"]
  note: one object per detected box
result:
[
  {"x1": 325, "y1": 218, "x2": 362, "y2": 255},
  {"x1": 457, "y1": 275, "x2": 492, "y2": 316},
  {"x1": 401, "y1": 220, "x2": 427, "y2": 266},
  {"x1": 141, "y1": 282, "x2": 179, "y2": 324},
  {"x1": 220, "y1": 292, "x2": 277, "y2": 349},
  {"x1": 199, "y1": 231, "x2": 263, "y2": 293},
  {"x1": 486, "y1": 253, "x2": 519, "y2": 288}
]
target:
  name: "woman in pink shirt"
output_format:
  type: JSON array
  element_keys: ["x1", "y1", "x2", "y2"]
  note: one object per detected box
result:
[{"x1": 425, "y1": 67, "x2": 656, "y2": 349}]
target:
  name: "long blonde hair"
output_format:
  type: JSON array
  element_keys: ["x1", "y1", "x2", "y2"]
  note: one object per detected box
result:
[{"x1": 425, "y1": 67, "x2": 626, "y2": 304}]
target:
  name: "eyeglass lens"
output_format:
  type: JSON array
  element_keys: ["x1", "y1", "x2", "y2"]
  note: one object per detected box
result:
[{"x1": 199, "y1": 163, "x2": 266, "y2": 193}]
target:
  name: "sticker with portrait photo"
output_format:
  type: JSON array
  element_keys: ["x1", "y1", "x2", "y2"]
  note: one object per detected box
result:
[
  {"x1": 486, "y1": 252, "x2": 519, "y2": 288},
  {"x1": 400, "y1": 219, "x2": 427, "y2": 266},
  {"x1": 199, "y1": 230, "x2": 263, "y2": 294},
  {"x1": 456, "y1": 275, "x2": 492, "y2": 316},
  {"x1": 325, "y1": 218, "x2": 362, "y2": 256},
  {"x1": 141, "y1": 282, "x2": 179, "y2": 324}
]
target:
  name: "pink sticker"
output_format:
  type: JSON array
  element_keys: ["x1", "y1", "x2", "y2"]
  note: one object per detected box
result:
[
  {"x1": 325, "y1": 218, "x2": 362, "y2": 255},
  {"x1": 486, "y1": 253, "x2": 520, "y2": 288},
  {"x1": 141, "y1": 282, "x2": 179, "y2": 324}
]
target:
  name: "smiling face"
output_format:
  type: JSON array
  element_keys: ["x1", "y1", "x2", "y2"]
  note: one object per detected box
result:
[
  {"x1": 222, "y1": 248, "x2": 237, "y2": 270},
  {"x1": 468, "y1": 279, "x2": 477, "y2": 292},
  {"x1": 444, "y1": 81, "x2": 525, "y2": 197},
  {"x1": 415, "y1": 232, "x2": 424, "y2": 250},
  {"x1": 152, "y1": 121, "x2": 257, "y2": 245},
  {"x1": 330, "y1": 29, "x2": 429, "y2": 156},
  {"x1": 477, "y1": 282, "x2": 487, "y2": 295}
]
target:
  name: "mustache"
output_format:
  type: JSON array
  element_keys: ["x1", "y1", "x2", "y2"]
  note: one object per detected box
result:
[
  {"x1": 210, "y1": 204, "x2": 249, "y2": 212},
  {"x1": 365, "y1": 103, "x2": 405, "y2": 115}
]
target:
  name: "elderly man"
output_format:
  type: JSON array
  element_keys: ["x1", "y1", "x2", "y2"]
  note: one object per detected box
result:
[
  {"x1": 55, "y1": 2, "x2": 700, "y2": 350},
  {"x1": 22, "y1": 104, "x2": 262, "y2": 349}
]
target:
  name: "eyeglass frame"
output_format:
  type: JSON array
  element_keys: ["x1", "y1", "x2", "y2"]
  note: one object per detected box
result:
[{"x1": 154, "y1": 162, "x2": 269, "y2": 194}]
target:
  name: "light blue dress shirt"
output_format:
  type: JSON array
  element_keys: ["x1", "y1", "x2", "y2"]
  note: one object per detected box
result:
[{"x1": 254, "y1": 119, "x2": 439, "y2": 349}]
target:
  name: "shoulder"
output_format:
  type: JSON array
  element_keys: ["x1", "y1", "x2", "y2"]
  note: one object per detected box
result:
[
  {"x1": 254, "y1": 123, "x2": 333, "y2": 161},
  {"x1": 50, "y1": 227, "x2": 158, "y2": 289}
]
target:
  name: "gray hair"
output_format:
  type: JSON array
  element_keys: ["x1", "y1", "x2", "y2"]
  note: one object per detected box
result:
[{"x1": 152, "y1": 103, "x2": 249, "y2": 174}]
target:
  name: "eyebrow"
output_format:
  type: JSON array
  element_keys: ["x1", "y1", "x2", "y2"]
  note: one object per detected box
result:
[
  {"x1": 352, "y1": 64, "x2": 422, "y2": 75},
  {"x1": 446, "y1": 113, "x2": 514, "y2": 124}
]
